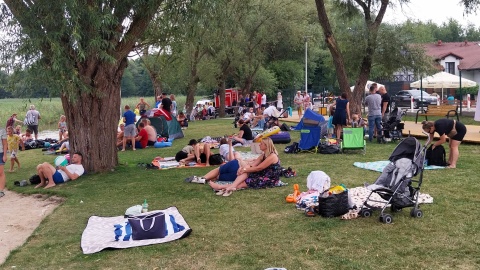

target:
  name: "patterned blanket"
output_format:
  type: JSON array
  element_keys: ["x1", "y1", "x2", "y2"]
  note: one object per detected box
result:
[
  {"x1": 353, "y1": 160, "x2": 445, "y2": 173},
  {"x1": 81, "y1": 206, "x2": 191, "y2": 254}
]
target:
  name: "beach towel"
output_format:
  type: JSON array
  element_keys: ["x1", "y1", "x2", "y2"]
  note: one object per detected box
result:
[
  {"x1": 353, "y1": 160, "x2": 445, "y2": 173},
  {"x1": 81, "y1": 206, "x2": 191, "y2": 254}
]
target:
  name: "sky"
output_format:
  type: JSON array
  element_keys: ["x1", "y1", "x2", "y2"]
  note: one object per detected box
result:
[{"x1": 384, "y1": 0, "x2": 480, "y2": 27}]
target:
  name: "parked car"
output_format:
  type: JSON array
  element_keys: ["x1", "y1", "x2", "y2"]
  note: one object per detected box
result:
[{"x1": 391, "y1": 90, "x2": 438, "y2": 109}]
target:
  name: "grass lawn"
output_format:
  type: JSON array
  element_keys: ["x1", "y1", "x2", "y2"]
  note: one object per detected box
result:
[{"x1": 3, "y1": 118, "x2": 480, "y2": 269}]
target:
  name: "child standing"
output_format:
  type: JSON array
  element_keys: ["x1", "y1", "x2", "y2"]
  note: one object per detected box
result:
[
  {"x1": 6, "y1": 126, "x2": 25, "y2": 172},
  {"x1": 327, "y1": 108, "x2": 335, "y2": 138},
  {"x1": 58, "y1": 115, "x2": 67, "y2": 141}
]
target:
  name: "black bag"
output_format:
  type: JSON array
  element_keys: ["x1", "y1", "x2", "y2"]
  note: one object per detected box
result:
[
  {"x1": 280, "y1": 123, "x2": 290, "y2": 131},
  {"x1": 209, "y1": 154, "x2": 224, "y2": 165},
  {"x1": 426, "y1": 145, "x2": 447, "y2": 166},
  {"x1": 284, "y1": 142, "x2": 299, "y2": 154},
  {"x1": 318, "y1": 144, "x2": 340, "y2": 154},
  {"x1": 29, "y1": 174, "x2": 41, "y2": 185},
  {"x1": 317, "y1": 191, "x2": 349, "y2": 217},
  {"x1": 128, "y1": 212, "x2": 167, "y2": 240}
]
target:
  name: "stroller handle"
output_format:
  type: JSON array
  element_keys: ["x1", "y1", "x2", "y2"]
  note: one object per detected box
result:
[{"x1": 422, "y1": 131, "x2": 432, "y2": 146}]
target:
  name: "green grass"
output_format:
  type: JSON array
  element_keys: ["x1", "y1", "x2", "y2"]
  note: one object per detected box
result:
[{"x1": 3, "y1": 119, "x2": 480, "y2": 269}]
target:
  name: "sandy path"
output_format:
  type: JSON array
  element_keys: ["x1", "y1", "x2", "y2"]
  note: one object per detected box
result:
[{"x1": 0, "y1": 190, "x2": 63, "y2": 265}]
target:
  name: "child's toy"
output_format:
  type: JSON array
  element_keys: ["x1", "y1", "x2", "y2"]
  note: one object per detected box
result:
[
  {"x1": 285, "y1": 184, "x2": 301, "y2": 203},
  {"x1": 254, "y1": 126, "x2": 280, "y2": 142},
  {"x1": 326, "y1": 184, "x2": 347, "y2": 195}
]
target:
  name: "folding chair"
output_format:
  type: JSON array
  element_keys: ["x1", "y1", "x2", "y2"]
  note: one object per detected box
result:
[
  {"x1": 341, "y1": 127, "x2": 366, "y2": 155},
  {"x1": 298, "y1": 127, "x2": 321, "y2": 153}
]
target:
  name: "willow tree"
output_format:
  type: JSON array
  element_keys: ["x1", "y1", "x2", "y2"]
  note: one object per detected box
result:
[{"x1": 0, "y1": 1, "x2": 164, "y2": 172}]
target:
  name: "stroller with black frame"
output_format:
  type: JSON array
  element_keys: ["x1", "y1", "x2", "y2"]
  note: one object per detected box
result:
[
  {"x1": 360, "y1": 135, "x2": 431, "y2": 224},
  {"x1": 379, "y1": 107, "x2": 406, "y2": 143}
]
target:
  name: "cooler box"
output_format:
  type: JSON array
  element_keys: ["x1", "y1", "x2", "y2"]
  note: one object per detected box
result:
[{"x1": 270, "y1": 131, "x2": 291, "y2": 144}]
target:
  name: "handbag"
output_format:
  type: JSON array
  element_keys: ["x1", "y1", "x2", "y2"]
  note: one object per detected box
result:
[
  {"x1": 317, "y1": 191, "x2": 349, "y2": 218},
  {"x1": 447, "y1": 120, "x2": 457, "y2": 138},
  {"x1": 128, "y1": 212, "x2": 167, "y2": 240}
]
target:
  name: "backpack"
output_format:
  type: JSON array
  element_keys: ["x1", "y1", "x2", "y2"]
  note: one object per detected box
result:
[
  {"x1": 209, "y1": 154, "x2": 224, "y2": 165},
  {"x1": 280, "y1": 123, "x2": 290, "y2": 131},
  {"x1": 284, "y1": 142, "x2": 299, "y2": 154},
  {"x1": 318, "y1": 144, "x2": 340, "y2": 154},
  {"x1": 426, "y1": 145, "x2": 447, "y2": 166}
]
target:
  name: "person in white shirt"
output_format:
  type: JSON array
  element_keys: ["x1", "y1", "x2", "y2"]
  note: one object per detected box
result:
[
  {"x1": 276, "y1": 92, "x2": 283, "y2": 110},
  {"x1": 242, "y1": 107, "x2": 255, "y2": 124},
  {"x1": 294, "y1": 91, "x2": 304, "y2": 119},
  {"x1": 219, "y1": 138, "x2": 241, "y2": 161},
  {"x1": 261, "y1": 92, "x2": 267, "y2": 108},
  {"x1": 35, "y1": 152, "x2": 85, "y2": 189}
]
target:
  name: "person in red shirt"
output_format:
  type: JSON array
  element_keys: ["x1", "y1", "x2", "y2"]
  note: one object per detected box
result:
[{"x1": 135, "y1": 122, "x2": 149, "y2": 149}]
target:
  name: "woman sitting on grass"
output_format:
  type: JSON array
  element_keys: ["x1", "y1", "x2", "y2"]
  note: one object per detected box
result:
[{"x1": 207, "y1": 138, "x2": 281, "y2": 196}]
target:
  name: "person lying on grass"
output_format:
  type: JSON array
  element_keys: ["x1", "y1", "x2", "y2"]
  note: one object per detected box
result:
[
  {"x1": 35, "y1": 152, "x2": 85, "y2": 189},
  {"x1": 189, "y1": 138, "x2": 282, "y2": 196},
  {"x1": 219, "y1": 138, "x2": 241, "y2": 161},
  {"x1": 175, "y1": 139, "x2": 214, "y2": 166}
]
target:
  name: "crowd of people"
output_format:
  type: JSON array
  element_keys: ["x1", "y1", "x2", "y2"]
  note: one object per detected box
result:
[{"x1": 0, "y1": 88, "x2": 472, "y2": 199}]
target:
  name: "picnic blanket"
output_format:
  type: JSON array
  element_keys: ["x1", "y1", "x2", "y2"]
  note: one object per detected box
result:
[
  {"x1": 81, "y1": 207, "x2": 191, "y2": 254},
  {"x1": 151, "y1": 152, "x2": 261, "y2": 170},
  {"x1": 353, "y1": 160, "x2": 445, "y2": 173}
]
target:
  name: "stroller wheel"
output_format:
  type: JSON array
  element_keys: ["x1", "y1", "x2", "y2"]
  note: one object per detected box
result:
[
  {"x1": 380, "y1": 214, "x2": 393, "y2": 224},
  {"x1": 410, "y1": 208, "x2": 423, "y2": 218},
  {"x1": 360, "y1": 209, "x2": 372, "y2": 218}
]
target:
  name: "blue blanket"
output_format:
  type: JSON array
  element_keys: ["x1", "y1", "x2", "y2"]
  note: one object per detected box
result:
[{"x1": 353, "y1": 160, "x2": 445, "y2": 173}]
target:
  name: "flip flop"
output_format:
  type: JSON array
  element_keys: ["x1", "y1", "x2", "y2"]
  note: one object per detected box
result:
[
  {"x1": 215, "y1": 189, "x2": 226, "y2": 196},
  {"x1": 222, "y1": 188, "x2": 236, "y2": 197}
]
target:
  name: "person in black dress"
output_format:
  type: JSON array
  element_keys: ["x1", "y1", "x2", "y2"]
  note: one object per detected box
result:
[
  {"x1": 332, "y1": 93, "x2": 351, "y2": 140},
  {"x1": 422, "y1": 119, "x2": 467, "y2": 168}
]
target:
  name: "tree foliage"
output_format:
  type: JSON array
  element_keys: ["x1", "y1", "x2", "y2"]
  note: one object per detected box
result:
[{"x1": 0, "y1": 0, "x2": 166, "y2": 172}]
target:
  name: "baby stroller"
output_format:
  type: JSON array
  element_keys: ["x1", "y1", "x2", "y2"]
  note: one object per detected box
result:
[
  {"x1": 380, "y1": 107, "x2": 406, "y2": 142},
  {"x1": 360, "y1": 135, "x2": 430, "y2": 224}
]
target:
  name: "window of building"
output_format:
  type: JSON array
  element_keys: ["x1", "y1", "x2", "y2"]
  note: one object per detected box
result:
[{"x1": 445, "y1": 62, "x2": 455, "y2": 74}]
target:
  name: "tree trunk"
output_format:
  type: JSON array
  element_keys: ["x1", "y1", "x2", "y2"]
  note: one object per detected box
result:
[
  {"x1": 61, "y1": 60, "x2": 126, "y2": 172},
  {"x1": 244, "y1": 77, "x2": 253, "y2": 94},
  {"x1": 218, "y1": 81, "x2": 226, "y2": 117},
  {"x1": 152, "y1": 75, "x2": 163, "y2": 98},
  {"x1": 315, "y1": 0, "x2": 351, "y2": 96}
]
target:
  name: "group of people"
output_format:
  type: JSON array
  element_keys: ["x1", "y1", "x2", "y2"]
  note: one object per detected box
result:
[
  {"x1": 0, "y1": 106, "x2": 85, "y2": 197},
  {"x1": 120, "y1": 107, "x2": 159, "y2": 151},
  {"x1": 184, "y1": 137, "x2": 282, "y2": 197},
  {"x1": 293, "y1": 91, "x2": 312, "y2": 119}
]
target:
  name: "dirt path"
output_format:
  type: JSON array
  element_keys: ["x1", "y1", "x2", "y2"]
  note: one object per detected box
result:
[{"x1": 0, "y1": 190, "x2": 63, "y2": 265}]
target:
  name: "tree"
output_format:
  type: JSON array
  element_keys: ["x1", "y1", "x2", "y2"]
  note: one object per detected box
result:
[
  {"x1": 315, "y1": 0, "x2": 392, "y2": 113},
  {"x1": 1, "y1": 1, "x2": 165, "y2": 172},
  {"x1": 461, "y1": 0, "x2": 480, "y2": 13}
]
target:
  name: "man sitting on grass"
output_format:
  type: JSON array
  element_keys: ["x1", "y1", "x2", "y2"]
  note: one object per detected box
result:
[{"x1": 35, "y1": 152, "x2": 85, "y2": 189}]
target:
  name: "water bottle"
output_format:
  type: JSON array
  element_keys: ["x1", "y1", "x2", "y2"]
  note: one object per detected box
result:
[{"x1": 142, "y1": 199, "x2": 148, "y2": 213}]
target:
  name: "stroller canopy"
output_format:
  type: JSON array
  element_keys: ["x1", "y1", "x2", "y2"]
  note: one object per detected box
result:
[{"x1": 389, "y1": 137, "x2": 422, "y2": 163}]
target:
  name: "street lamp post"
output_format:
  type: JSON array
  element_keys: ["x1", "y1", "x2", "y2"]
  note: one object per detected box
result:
[{"x1": 304, "y1": 36, "x2": 311, "y2": 93}]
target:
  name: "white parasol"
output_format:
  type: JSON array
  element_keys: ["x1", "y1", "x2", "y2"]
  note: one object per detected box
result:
[{"x1": 410, "y1": 71, "x2": 477, "y2": 100}]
